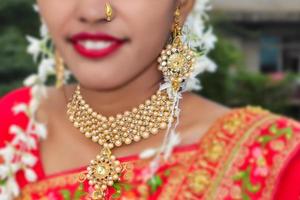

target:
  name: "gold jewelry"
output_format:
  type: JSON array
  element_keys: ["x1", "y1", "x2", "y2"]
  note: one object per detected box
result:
[
  {"x1": 67, "y1": 85, "x2": 174, "y2": 199},
  {"x1": 104, "y1": 2, "x2": 113, "y2": 21},
  {"x1": 55, "y1": 51, "x2": 65, "y2": 88},
  {"x1": 158, "y1": 6, "x2": 196, "y2": 92}
]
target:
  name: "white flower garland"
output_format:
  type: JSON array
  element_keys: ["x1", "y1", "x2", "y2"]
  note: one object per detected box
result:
[{"x1": 0, "y1": 1, "x2": 217, "y2": 199}]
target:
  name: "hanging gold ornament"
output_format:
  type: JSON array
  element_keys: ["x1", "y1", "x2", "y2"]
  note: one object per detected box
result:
[
  {"x1": 158, "y1": 6, "x2": 196, "y2": 92},
  {"x1": 55, "y1": 51, "x2": 65, "y2": 88}
]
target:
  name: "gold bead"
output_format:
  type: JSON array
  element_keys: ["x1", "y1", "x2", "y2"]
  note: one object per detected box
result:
[
  {"x1": 133, "y1": 135, "x2": 141, "y2": 142},
  {"x1": 132, "y1": 108, "x2": 138, "y2": 113},
  {"x1": 109, "y1": 116, "x2": 115, "y2": 122},
  {"x1": 113, "y1": 174, "x2": 119, "y2": 180},
  {"x1": 125, "y1": 138, "x2": 132, "y2": 145},
  {"x1": 142, "y1": 132, "x2": 150, "y2": 138},
  {"x1": 151, "y1": 128, "x2": 159, "y2": 135},
  {"x1": 85, "y1": 132, "x2": 92, "y2": 138},
  {"x1": 115, "y1": 140, "x2": 122, "y2": 147},
  {"x1": 160, "y1": 122, "x2": 167, "y2": 129}
]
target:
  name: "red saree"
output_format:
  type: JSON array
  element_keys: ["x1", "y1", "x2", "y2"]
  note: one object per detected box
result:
[{"x1": 1, "y1": 87, "x2": 300, "y2": 200}]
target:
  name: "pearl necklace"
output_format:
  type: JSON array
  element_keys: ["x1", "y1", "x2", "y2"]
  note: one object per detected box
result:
[{"x1": 66, "y1": 85, "x2": 174, "y2": 199}]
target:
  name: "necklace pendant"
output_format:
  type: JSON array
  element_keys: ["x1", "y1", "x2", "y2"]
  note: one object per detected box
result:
[{"x1": 86, "y1": 148, "x2": 122, "y2": 199}]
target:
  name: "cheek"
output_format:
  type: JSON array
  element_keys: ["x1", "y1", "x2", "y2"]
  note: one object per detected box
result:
[
  {"x1": 128, "y1": 2, "x2": 174, "y2": 61},
  {"x1": 37, "y1": 0, "x2": 73, "y2": 44}
]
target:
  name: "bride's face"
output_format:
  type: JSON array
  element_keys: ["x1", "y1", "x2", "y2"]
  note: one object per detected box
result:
[{"x1": 37, "y1": 0, "x2": 193, "y2": 90}]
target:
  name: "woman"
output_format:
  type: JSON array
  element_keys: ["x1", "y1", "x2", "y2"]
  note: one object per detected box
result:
[{"x1": 0, "y1": 0, "x2": 300, "y2": 199}]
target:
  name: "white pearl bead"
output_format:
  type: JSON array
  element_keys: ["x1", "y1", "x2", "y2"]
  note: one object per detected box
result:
[
  {"x1": 115, "y1": 167, "x2": 122, "y2": 173},
  {"x1": 108, "y1": 181, "x2": 114, "y2": 186},
  {"x1": 101, "y1": 185, "x2": 107, "y2": 190}
]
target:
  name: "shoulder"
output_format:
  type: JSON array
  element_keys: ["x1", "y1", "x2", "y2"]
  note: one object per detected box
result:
[
  {"x1": 0, "y1": 87, "x2": 31, "y2": 147},
  {"x1": 182, "y1": 99, "x2": 300, "y2": 199},
  {"x1": 179, "y1": 92, "x2": 231, "y2": 144},
  {"x1": 216, "y1": 106, "x2": 300, "y2": 199}
]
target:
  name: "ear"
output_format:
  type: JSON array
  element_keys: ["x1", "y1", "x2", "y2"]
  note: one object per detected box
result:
[{"x1": 177, "y1": 0, "x2": 196, "y2": 26}]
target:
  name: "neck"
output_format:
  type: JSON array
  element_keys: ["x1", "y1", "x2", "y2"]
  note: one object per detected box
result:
[{"x1": 72, "y1": 61, "x2": 163, "y2": 116}]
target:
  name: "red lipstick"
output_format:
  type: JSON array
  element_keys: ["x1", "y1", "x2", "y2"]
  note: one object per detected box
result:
[{"x1": 70, "y1": 32, "x2": 126, "y2": 59}]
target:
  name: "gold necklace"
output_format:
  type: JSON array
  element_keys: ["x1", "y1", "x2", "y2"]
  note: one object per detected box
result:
[{"x1": 66, "y1": 85, "x2": 174, "y2": 199}]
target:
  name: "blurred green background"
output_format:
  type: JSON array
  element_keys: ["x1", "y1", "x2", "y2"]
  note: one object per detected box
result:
[{"x1": 1, "y1": 0, "x2": 300, "y2": 118}]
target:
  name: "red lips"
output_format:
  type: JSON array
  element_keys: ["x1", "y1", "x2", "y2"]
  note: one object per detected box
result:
[{"x1": 70, "y1": 32, "x2": 126, "y2": 59}]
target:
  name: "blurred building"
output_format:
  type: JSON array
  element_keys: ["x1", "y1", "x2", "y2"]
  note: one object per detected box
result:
[{"x1": 211, "y1": 0, "x2": 300, "y2": 73}]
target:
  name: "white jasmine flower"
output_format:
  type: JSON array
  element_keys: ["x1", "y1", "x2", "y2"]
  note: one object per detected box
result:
[
  {"x1": 9, "y1": 125, "x2": 25, "y2": 136},
  {"x1": 6, "y1": 177, "x2": 20, "y2": 197},
  {"x1": 30, "y1": 85, "x2": 47, "y2": 100},
  {"x1": 21, "y1": 153, "x2": 37, "y2": 167},
  {"x1": 0, "y1": 165, "x2": 9, "y2": 180},
  {"x1": 33, "y1": 4, "x2": 39, "y2": 12},
  {"x1": 139, "y1": 148, "x2": 158, "y2": 159},
  {"x1": 24, "y1": 74, "x2": 38, "y2": 87},
  {"x1": 24, "y1": 168, "x2": 37, "y2": 182},
  {"x1": 12, "y1": 104, "x2": 28, "y2": 115},
  {"x1": 33, "y1": 123, "x2": 47, "y2": 139},
  {"x1": 0, "y1": 146, "x2": 15, "y2": 164},
  {"x1": 198, "y1": 56, "x2": 217, "y2": 73},
  {"x1": 26, "y1": 36, "x2": 41, "y2": 62},
  {"x1": 27, "y1": 137, "x2": 37, "y2": 150},
  {"x1": 29, "y1": 98, "x2": 40, "y2": 116},
  {"x1": 37, "y1": 58, "x2": 55, "y2": 83},
  {"x1": 163, "y1": 130, "x2": 181, "y2": 160},
  {"x1": 0, "y1": 188, "x2": 10, "y2": 199},
  {"x1": 202, "y1": 27, "x2": 217, "y2": 51},
  {"x1": 40, "y1": 22, "x2": 49, "y2": 38}
]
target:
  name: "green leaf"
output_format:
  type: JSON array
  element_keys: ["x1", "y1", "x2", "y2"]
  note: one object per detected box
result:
[
  {"x1": 147, "y1": 175, "x2": 163, "y2": 193},
  {"x1": 0, "y1": 178, "x2": 7, "y2": 186},
  {"x1": 120, "y1": 183, "x2": 132, "y2": 191},
  {"x1": 232, "y1": 171, "x2": 246, "y2": 181},
  {"x1": 285, "y1": 128, "x2": 293, "y2": 140},
  {"x1": 164, "y1": 170, "x2": 171, "y2": 176},
  {"x1": 74, "y1": 183, "x2": 87, "y2": 200},
  {"x1": 60, "y1": 190, "x2": 71, "y2": 200},
  {"x1": 111, "y1": 190, "x2": 122, "y2": 199},
  {"x1": 112, "y1": 183, "x2": 122, "y2": 199}
]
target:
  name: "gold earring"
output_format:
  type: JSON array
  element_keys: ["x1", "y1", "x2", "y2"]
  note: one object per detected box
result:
[
  {"x1": 158, "y1": 6, "x2": 196, "y2": 92},
  {"x1": 105, "y1": 2, "x2": 113, "y2": 21},
  {"x1": 55, "y1": 51, "x2": 65, "y2": 88}
]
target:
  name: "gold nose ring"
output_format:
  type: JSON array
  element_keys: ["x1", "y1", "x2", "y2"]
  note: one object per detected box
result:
[{"x1": 105, "y1": 2, "x2": 113, "y2": 21}]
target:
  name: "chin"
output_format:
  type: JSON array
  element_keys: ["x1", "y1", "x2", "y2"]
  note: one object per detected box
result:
[{"x1": 76, "y1": 73, "x2": 131, "y2": 91}]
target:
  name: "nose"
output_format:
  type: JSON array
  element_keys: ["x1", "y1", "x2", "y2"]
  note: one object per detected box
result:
[{"x1": 76, "y1": 0, "x2": 109, "y2": 24}]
